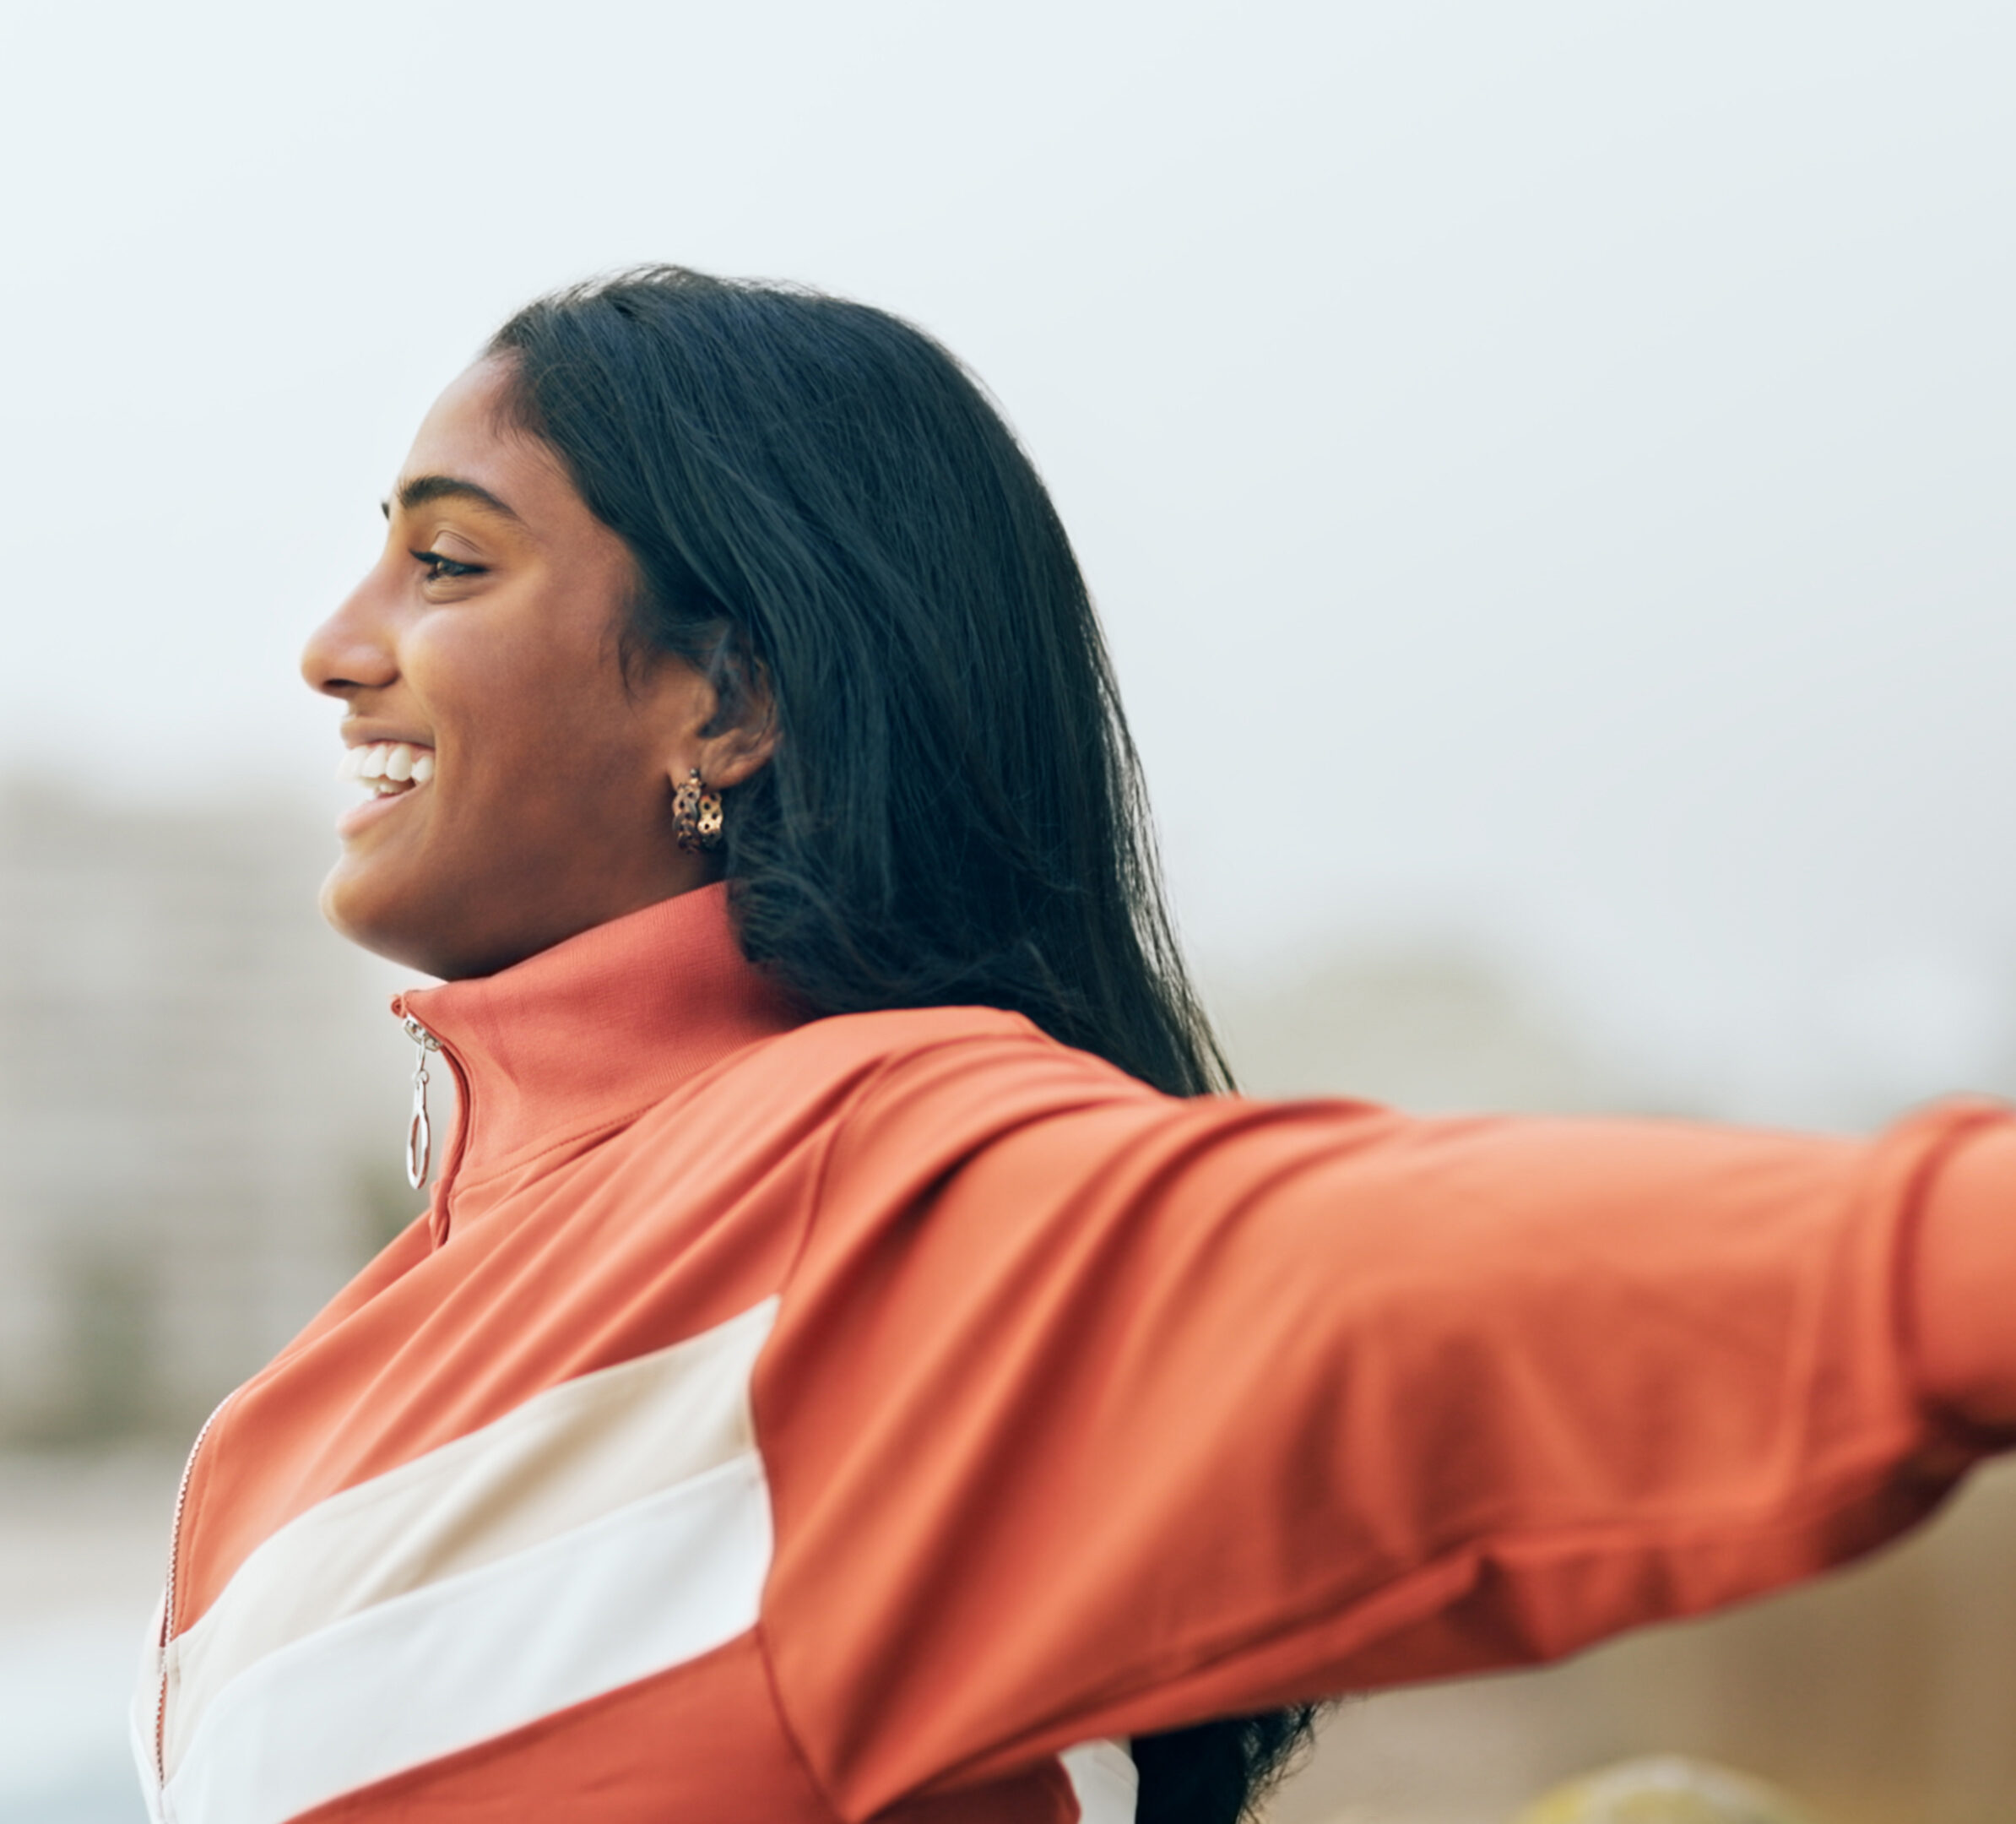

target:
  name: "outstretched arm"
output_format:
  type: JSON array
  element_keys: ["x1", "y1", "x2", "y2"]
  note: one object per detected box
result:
[{"x1": 754, "y1": 1027, "x2": 2016, "y2": 1816}]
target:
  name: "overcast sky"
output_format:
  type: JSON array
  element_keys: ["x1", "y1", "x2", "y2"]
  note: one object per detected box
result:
[{"x1": 3, "y1": 1, "x2": 2014, "y2": 1119}]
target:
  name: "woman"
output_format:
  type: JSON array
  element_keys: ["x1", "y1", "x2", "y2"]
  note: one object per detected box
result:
[{"x1": 136, "y1": 267, "x2": 2016, "y2": 1824}]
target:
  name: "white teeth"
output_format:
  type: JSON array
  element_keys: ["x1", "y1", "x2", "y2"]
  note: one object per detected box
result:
[{"x1": 339, "y1": 741, "x2": 435, "y2": 793}]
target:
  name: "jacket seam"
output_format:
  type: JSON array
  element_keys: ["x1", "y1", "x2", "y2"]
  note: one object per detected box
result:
[
  {"x1": 445, "y1": 1104, "x2": 667, "y2": 1202},
  {"x1": 755, "y1": 1029, "x2": 1089, "y2": 1821},
  {"x1": 751, "y1": 1057, "x2": 902, "y2": 1824},
  {"x1": 753, "y1": 1616, "x2": 851, "y2": 1824}
]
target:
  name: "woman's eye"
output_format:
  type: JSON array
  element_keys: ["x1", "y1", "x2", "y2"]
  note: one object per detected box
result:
[{"x1": 412, "y1": 549, "x2": 484, "y2": 581}]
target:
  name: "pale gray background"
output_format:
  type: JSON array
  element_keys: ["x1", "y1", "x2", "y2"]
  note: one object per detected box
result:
[{"x1": 5, "y1": 0, "x2": 2014, "y2": 1121}]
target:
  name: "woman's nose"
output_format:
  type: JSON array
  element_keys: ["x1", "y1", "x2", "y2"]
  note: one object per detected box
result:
[{"x1": 301, "y1": 575, "x2": 398, "y2": 701}]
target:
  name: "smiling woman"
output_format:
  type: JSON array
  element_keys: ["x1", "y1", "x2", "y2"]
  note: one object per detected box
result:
[
  {"x1": 303, "y1": 361, "x2": 772, "y2": 982},
  {"x1": 135, "y1": 268, "x2": 2016, "y2": 1824}
]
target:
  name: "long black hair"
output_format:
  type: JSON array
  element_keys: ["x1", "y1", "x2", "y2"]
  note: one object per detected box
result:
[{"x1": 489, "y1": 266, "x2": 1317, "y2": 1824}]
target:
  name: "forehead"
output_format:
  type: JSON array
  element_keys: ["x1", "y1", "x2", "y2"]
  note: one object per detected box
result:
[{"x1": 395, "y1": 358, "x2": 578, "y2": 526}]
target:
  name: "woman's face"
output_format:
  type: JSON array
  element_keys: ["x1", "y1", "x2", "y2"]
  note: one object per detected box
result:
[{"x1": 302, "y1": 357, "x2": 742, "y2": 980}]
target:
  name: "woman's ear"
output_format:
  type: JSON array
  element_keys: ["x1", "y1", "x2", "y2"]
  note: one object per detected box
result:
[{"x1": 687, "y1": 656, "x2": 778, "y2": 790}]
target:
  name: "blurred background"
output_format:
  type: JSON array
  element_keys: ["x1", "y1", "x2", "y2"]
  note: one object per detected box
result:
[{"x1": 3, "y1": 1, "x2": 2014, "y2": 1817}]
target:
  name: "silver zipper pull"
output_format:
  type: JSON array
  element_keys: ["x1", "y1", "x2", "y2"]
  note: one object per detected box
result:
[{"x1": 403, "y1": 1016, "x2": 441, "y2": 1189}]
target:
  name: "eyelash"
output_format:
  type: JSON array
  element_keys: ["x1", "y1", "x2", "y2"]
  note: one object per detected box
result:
[{"x1": 412, "y1": 549, "x2": 484, "y2": 581}]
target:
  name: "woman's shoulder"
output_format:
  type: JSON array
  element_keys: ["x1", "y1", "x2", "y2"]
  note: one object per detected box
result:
[{"x1": 717, "y1": 1001, "x2": 1168, "y2": 1127}]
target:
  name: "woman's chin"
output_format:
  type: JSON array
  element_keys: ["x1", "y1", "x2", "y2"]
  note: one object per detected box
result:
[{"x1": 318, "y1": 860, "x2": 442, "y2": 976}]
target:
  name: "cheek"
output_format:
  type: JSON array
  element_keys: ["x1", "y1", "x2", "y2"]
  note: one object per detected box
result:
[
  {"x1": 409, "y1": 622, "x2": 572, "y2": 753},
  {"x1": 420, "y1": 628, "x2": 661, "y2": 804}
]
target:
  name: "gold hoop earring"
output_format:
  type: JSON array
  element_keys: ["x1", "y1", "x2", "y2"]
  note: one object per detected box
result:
[{"x1": 673, "y1": 769, "x2": 724, "y2": 853}]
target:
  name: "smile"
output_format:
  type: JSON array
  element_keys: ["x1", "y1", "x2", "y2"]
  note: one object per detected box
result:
[{"x1": 338, "y1": 741, "x2": 437, "y2": 798}]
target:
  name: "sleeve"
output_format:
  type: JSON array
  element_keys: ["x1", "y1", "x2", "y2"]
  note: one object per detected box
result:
[{"x1": 750, "y1": 1030, "x2": 2016, "y2": 1817}]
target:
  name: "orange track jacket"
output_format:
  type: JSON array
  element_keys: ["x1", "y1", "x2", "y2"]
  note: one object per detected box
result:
[{"x1": 133, "y1": 885, "x2": 2016, "y2": 1824}]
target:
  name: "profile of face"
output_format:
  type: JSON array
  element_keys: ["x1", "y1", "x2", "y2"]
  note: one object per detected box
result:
[{"x1": 301, "y1": 357, "x2": 771, "y2": 980}]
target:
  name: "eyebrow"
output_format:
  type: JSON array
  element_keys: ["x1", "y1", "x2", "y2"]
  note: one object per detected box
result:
[{"x1": 382, "y1": 474, "x2": 523, "y2": 524}]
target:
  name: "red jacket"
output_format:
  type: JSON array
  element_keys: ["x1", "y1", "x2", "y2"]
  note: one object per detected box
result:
[{"x1": 133, "y1": 885, "x2": 2016, "y2": 1824}]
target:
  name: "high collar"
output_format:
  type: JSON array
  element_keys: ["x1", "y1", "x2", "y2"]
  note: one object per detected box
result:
[{"x1": 393, "y1": 884, "x2": 805, "y2": 1241}]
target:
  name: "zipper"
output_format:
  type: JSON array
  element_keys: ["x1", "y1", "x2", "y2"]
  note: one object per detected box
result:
[
  {"x1": 393, "y1": 1006, "x2": 471, "y2": 1239},
  {"x1": 150, "y1": 1007, "x2": 458, "y2": 1793},
  {"x1": 151, "y1": 1012, "x2": 458, "y2": 1794},
  {"x1": 154, "y1": 1390, "x2": 236, "y2": 1787},
  {"x1": 403, "y1": 1015, "x2": 442, "y2": 1189}
]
